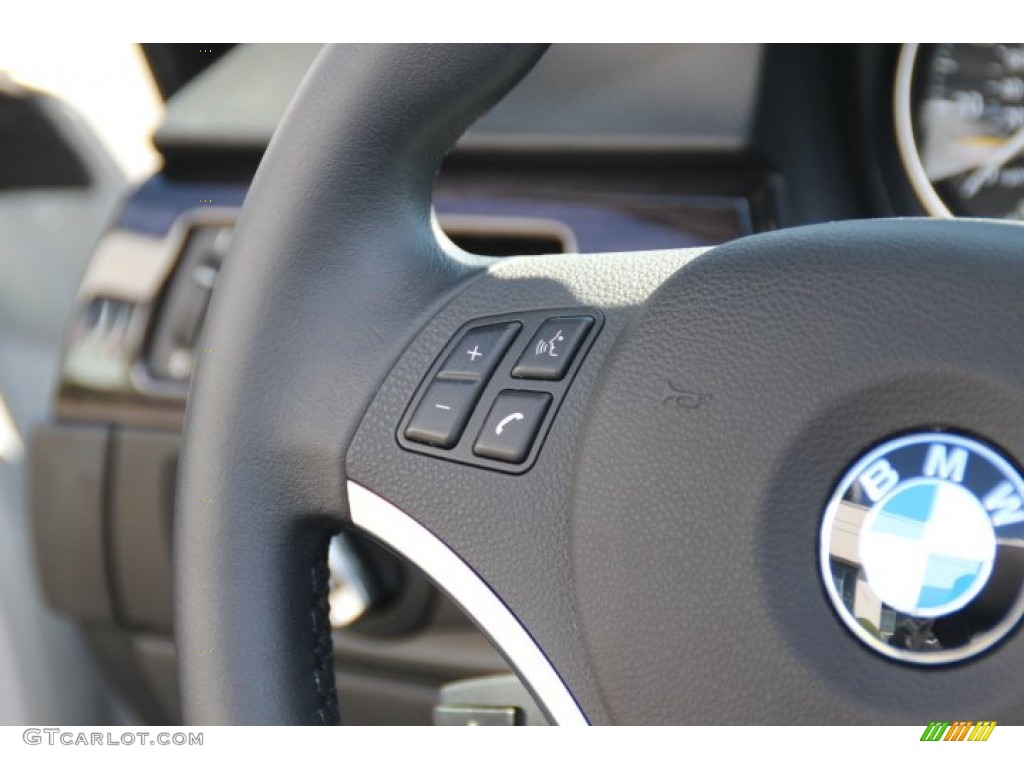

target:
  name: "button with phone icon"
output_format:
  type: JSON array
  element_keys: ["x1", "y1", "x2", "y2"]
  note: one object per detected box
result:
[{"x1": 473, "y1": 390, "x2": 552, "y2": 463}]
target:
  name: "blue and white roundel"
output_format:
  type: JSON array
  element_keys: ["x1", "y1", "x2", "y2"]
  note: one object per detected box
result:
[
  {"x1": 820, "y1": 431, "x2": 1024, "y2": 664},
  {"x1": 858, "y1": 478, "x2": 995, "y2": 617}
]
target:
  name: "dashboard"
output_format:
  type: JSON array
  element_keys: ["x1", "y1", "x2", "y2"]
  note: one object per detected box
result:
[{"x1": 29, "y1": 43, "x2": 1024, "y2": 726}]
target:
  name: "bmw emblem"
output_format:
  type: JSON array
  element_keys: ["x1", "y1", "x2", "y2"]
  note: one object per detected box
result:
[{"x1": 820, "y1": 432, "x2": 1024, "y2": 664}]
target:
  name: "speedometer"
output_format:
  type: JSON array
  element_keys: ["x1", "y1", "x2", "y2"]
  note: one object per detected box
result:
[{"x1": 896, "y1": 43, "x2": 1024, "y2": 220}]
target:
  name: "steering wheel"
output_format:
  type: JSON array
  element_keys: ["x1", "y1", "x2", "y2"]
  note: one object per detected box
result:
[{"x1": 175, "y1": 44, "x2": 1024, "y2": 724}]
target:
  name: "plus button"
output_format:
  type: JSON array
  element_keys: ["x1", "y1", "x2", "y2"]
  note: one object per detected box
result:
[{"x1": 435, "y1": 322, "x2": 520, "y2": 382}]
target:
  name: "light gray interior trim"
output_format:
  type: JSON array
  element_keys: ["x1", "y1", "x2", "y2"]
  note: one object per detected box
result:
[
  {"x1": 347, "y1": 481, "x2": 589, "y2": 726},
  {"x1": 0, "y1": 87, "x2": 124, "y2": 725}
]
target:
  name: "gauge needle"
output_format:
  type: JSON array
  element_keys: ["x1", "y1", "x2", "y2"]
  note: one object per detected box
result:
[{"x1": 961, "y1": 125, "x2": 1024, "y2": 198}]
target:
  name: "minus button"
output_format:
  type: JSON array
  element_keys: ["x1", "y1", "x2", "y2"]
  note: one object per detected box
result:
[{"x1": 404, "y1": 379, "x2": 481, "y2": 449}]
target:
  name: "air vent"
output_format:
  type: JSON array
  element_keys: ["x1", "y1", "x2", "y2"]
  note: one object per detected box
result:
[
  {"x1": 440, "y1": 215, "x2": 575, "y2": 257},
  {"x1": 145, "y1": 215, "x2": 571, "y2": 386},
  {"x1": 146, "y1": 225, "x2": 231, "y2": 382}
]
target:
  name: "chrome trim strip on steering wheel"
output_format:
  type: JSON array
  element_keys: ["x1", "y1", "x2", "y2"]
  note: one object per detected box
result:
[{"x1": 347, "y1": 481, "x2": 589, "y2": 726}]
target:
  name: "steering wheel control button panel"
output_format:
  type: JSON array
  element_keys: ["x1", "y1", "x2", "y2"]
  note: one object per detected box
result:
[
  {"x1": 397, "y1": 309, "x2": 602, "y2": 473},
  {"x1": 437, "y1": 322, "x2": 520, "y2": 381},
  {"x1": 473, "y1": 391, "x2": 552, "y2": 463},
  {"x1": 820, "y1": 431, "x2": 1024, "y2": 665},
  {"x1": 512, "y1": 316, "x2": 594, "y2": 380},
  {"x1": 403, "y1": 380, "x2": 480, "y2": 448}
]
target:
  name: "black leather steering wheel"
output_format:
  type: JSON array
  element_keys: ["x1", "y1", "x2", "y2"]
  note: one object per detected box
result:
[{"x1": 176, "y1": 44, "x2": 1024, "y2": 724}]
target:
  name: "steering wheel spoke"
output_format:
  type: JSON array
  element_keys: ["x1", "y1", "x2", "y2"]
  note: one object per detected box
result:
[{"x1": 345, "y1": 248, "x2": 697, "y2": 724}]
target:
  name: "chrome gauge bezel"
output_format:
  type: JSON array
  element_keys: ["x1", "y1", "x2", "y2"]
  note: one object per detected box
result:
[{"x1": 894, "y1": 43, "x2": 955, "y2": 218}]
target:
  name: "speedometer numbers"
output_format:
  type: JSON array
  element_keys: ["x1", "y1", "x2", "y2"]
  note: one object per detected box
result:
[{"x1": 897, "y1": 44, "x2": 1024, "y2": 220}]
